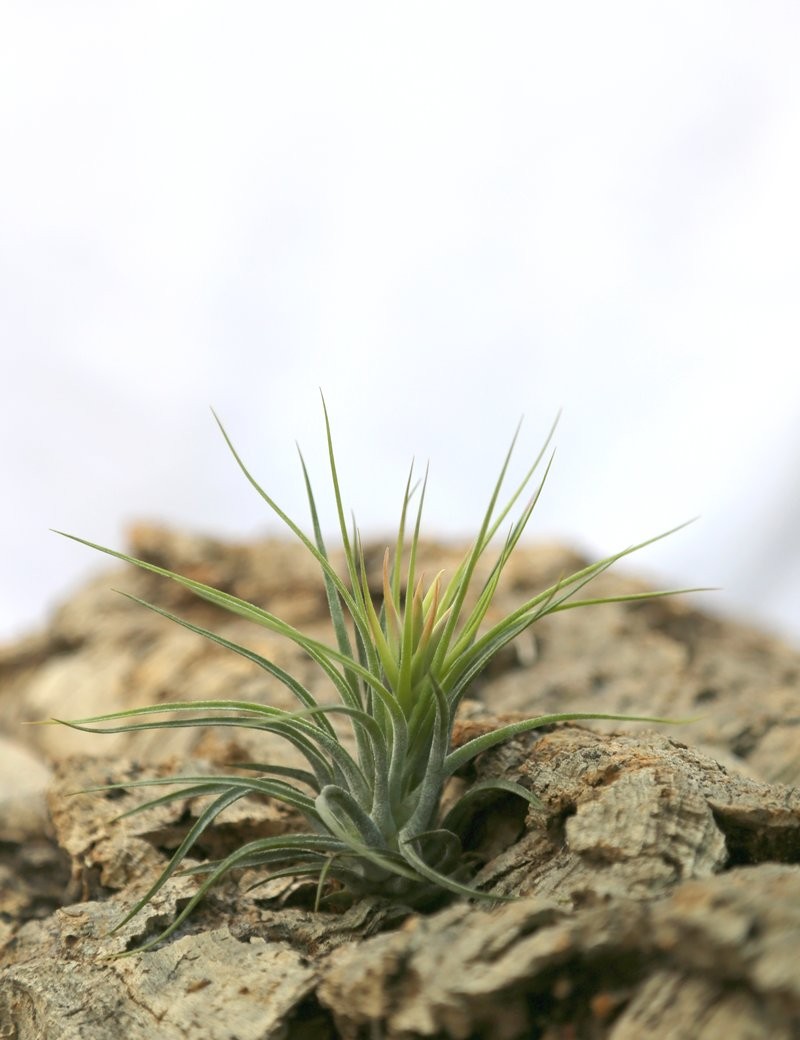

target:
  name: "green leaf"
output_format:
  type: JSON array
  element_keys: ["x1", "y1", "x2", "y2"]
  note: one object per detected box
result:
[
  {"x1": 116, "y1": 591, "x2": 336, "y2": 737},
  {"x1": 444, "y1": 710, "x2": 696, "y2": 776},
  {"x1": 110, "y1": 787, "x2": 249, "y2": 936},
  {"x1": 440, "y1": 778, "x2": 543, "y2": 836}
]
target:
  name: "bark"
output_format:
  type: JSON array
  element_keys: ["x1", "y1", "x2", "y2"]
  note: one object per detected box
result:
[
  {"x1": 319, "y1": 865, "x2": 800, "y2": 1040},
  {"x1": 1, "y1": 529, "x2": 799, "y2": 1038}
]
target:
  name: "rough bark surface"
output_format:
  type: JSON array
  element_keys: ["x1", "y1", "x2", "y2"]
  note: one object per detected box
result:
[{"x1": 1, "y1": 527, "x2": 799, "y2": 1038}]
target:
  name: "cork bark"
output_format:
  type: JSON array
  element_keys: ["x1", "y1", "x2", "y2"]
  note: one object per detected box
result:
[{"x1": 1, "y1": 527, "x2": 799, "y2": 1038}]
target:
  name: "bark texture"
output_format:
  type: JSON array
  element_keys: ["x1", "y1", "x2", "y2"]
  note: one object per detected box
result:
[{"x1": 1, "y1": 527, "x2": 799, "y2": 1038}]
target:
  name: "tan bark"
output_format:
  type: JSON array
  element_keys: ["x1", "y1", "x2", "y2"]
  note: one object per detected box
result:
[{"x1": 1, "y1": 530, "x2": 799, "y2": 1038}]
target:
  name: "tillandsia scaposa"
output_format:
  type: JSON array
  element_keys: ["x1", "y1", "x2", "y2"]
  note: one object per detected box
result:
[{"x1": 54, "y1": 401, "x2": 697, "y2": 952}]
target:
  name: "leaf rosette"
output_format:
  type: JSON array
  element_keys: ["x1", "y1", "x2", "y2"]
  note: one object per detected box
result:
[{"x1": 55, "y1": 400, "x2": 696, "y2": 951}]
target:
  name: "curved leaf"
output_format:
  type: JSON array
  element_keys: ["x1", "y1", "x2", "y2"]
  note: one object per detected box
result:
[
  {"x1": 444, "y1": 711, "x2": 696, "y2": 776},
  {"x1": 440, "y1": 778, "x2": 543, "y2": 837}
]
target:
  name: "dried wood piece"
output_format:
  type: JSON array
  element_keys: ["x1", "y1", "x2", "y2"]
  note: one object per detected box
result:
[
  {"x1": 45, "y1": 755, "x2": 300, "y2": 900},
  {"x1": 0, "y1": 892, "x2": 317, "y2": 1040},
  {"x1": 318, "y1": 865, "x2": 800, "y2": 1040},
  {"x1": 3, "y1": 533, "x2": 800, "y2": 1037},
  {"x1": 610, "y1": 971, "x2": 795, "y2": 1040},
  {"x1": 471, "y1": 726, "x2": 800, "y2": 905}
]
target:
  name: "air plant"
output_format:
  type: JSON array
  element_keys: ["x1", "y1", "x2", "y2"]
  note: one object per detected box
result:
[{"x1": 54, "y1": 402, "x2": 694, "y2": 952}]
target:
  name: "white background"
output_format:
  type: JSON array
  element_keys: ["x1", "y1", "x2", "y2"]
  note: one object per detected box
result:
[{"x1": 2, "y1": 3, "x2": 799, "y2": 645}]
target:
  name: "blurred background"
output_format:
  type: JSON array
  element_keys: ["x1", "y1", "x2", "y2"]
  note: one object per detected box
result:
[{"x1": 1, "y1": 3, "x2": 799, "y2": 645}]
